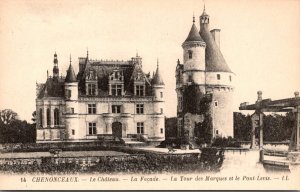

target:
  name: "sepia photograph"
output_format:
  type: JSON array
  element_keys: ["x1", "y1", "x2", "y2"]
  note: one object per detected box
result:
[{"x1": 0, "y1": 0, "x2": 299, "y2": 190}]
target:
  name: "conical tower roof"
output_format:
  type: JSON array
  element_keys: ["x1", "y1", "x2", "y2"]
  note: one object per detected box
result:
[
  {"x1": 65, "y1": 64, "x2": 77, "y2": 82},
  {"x1": 199, "y1": 9, "x2": 232, "y2": 73},
  {"x1": 152, "y1": 61, "x2": 164, "y2": 85},
  {"x1": 184, "y1": 23, "x2": 204, "y2": 43},
  {"x1": 184, "y1": 17, "x2": 204, "y2": 43}
]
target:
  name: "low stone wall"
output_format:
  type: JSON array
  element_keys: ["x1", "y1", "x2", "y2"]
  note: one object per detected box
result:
[
  {"x1": 0, "y1": 148, "x2": 225, "y2": 174},
  {"x1": 0, "y1": 141, "x2": 125, "y2": 153}
]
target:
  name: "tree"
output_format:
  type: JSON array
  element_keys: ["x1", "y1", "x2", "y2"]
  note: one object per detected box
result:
[
  {"x1": 0, "y1": 109, "x2": 36, "y2": 143},
  {"x1": 165, "y1": 117, "x2": 177, "y2": 138},
  {"x1": 31, "y1": 111, "x2": 36, "y2": 123},
  {"x1": 0, "y1": 109, "x2": 18, "y2": 124},
  {"x1": 234, "y1": 112, "x2": 252, "y2": 141}
]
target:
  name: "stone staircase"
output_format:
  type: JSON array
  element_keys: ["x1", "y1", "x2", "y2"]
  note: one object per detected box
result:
[{"x1": 121, "y1": 137, "x2": 147, "y2": 147}]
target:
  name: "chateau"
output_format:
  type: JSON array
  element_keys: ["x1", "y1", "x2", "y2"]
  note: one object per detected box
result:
[
  {"x1": 176, "y1": 8, "x2": 234, "y2": 141},
  {"x1": 36, "y1": 52, "x2": 165, "y2": 143}
]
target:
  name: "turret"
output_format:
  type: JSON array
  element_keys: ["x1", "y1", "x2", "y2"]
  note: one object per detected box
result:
[
  {"x1": 64, "y1": 55, "x2": 79, "y2": 140},
  {"x1": 182, "y1": 16, "x2": 206, "y2": 93},
  {"x1": 152, "y1": 60, "x2": 165, "y2": 139}
]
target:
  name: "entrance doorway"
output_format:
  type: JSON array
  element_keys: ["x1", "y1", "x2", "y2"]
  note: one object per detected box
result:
[{"x1": 112, "y1": 122, "x2": 122, "y2": 138}]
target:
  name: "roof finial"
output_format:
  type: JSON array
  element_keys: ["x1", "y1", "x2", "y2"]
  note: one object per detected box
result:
[
  {"x1": 157, "y1": 58, "x2": 159, "y2": 68},
  {"x1": 203, "y1": 0, "x2": 206, "y2": 12},
  {"x1": 193, "y1": 12, "x2": 195, "y2": 23},
  {"x1": 136, "y1": 49, "x2": 139, "y2": 57},
  {"x1": 87, "y1": 47, "x2": 89, "y2": 58},
  {"x1": 70, "y1": 54, "x2": 72, "y2": 65}
]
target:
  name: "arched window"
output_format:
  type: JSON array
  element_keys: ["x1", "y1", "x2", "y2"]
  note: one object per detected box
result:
[
  {"x1": 54, "y1": 108, "x2": 59, "y2": 126},
  {"x1": 47, "y1": 108, "x2": 50, "y2": 126},
  {"x1": 188, "y1": 50, "x2": 193, "y2": 59},
  {"x1": 39, "y1": 108, "x2": 43, "y2": 127}
]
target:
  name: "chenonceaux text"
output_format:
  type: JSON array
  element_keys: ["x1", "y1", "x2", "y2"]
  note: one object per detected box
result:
[{"x1": 32, "y1": 176, "x2": 79, "y2": 182}]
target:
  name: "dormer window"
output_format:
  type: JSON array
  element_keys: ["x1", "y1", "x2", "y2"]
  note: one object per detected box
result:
[
  {"x1": 110, "y1": 70, "x2": 123, "y2": 81},
  {"x1": 188, "y1": 50, "x2": 193, "y2": 59},
  {"x1": 111, "y1": 84, "x2": 122, "y2": 96},
  {"x1": 87, "y1": 84, "x2": 96, "y2": 95},
  {"x1": 87, "y1": 70, "x2": 96, "y2": 80},
  {"x1": 85, "y1": 69, "x2": 98, "y2": 96},
  {"x1": 109, "y1": 70, "x2": 124, "y2": 96},
  {"x1": 136, "y1": 85, "x2": 144, "y2": 96}
]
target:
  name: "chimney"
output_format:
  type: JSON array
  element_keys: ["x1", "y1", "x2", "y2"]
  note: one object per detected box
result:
[{"x1": 210, "y1": 29, "x2": 221, "y2": 48}]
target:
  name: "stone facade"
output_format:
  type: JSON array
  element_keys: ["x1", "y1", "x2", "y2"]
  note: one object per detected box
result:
[
  {"x1": 176, "y1": 8, "x2": 234, "y2": 141},
  {"x1": 36, "y1": 53, "x2": 165, "y2": 143}
]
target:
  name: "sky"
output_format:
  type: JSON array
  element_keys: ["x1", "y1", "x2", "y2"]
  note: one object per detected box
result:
[{"x1": 0, "y1": 0, "x2": 299, "y2": 122}]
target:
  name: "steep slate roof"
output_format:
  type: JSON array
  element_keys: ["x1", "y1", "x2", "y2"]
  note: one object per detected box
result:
[
  {"x1": 152, "y1": 64, "x2": 164, "y2": 85},
  {"x1": 78, "y1": 58, "x2": 153, "y2": 96},
  {"x1": 199, "y1": 15, "x2": 232, "y2": 73},
  {"x1": 37, "y1": 55, "x2": 155, "y2": 99},
  {"x1": 37, "y1": 77, "x2": 65, "y2": 99},
  {"x1": 184, "y1": 23, "x2": 204, "y2": 43},
  {"x1": 65, "y1": 64, "x2": 77, "y2": 82}
]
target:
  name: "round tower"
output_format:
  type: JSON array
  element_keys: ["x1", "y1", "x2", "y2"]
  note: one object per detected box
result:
[
  {"x1": 182, "y1": 16, "x2": 206, "y2": 93},
  {"x1": 199, "y1": 7, "x2": 235, "y2": 138},
  {"x1": 64, "y1": 55, "x2": 79, "y2": 140},
  {"x1": 152, "y1": 61, "x2": 165, "y2": 139}
]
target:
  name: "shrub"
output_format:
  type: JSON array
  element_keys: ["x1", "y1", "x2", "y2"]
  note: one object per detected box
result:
[{"x1": 211, "y1": 137, "x2": 241, "y2": 148}]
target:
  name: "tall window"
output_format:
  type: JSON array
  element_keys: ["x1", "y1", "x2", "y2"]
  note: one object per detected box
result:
[
  {"x1": 39, "y1": 108, "x2": 43, "y2": 127},
  {"x1": 136, "y1": 104, "x2": 144, "y2": 114},
  {"x1": 111, "y1": 84, "x2": 122, "y2": 96},
  {"x1": 160, "y1": 128, "x2": 163, "y2": 134},
  {"x1": 178, "y1": 119, "x2": 183, "y2": 137},
  {"x1": 88, "y1": 104, "x2": 96, "y2": 114},
  {"x1": 87, "y1": 84, "x2": 96, "y2": 95},
  {"x1": 188, "y1": 50, "x2": 193, "y2": 59},
  {"x1": 137, "y1": 122, "x2": 144, "y2": 134},
  {"x1": 136, "y1": 85, "x2": 144, "y2": 96},
  {"x1": 217, "y1": 74, "x2": 221, "y2": 80},
  {"x1": 216, "y1": 129, "x2": 219, "y2": 135},
  {"x1": 88, "y1": 123, "x2": 97, "y2": 135},
  {"x1": 160, "y1": 108, "x2": 163, "y2": 114},
  {"x1": 112, "y1": 105, "x2": 121, "y2": 113},
  {"x1": 65, "y1": 89, "x2": 71, "y2": 99},
  {"x1": 46, "y1": 108, "x2": 50, "y2": 126},
  {"x1": 178, "y1": 96, "x2": 183, "y2": 111},
  {"x1": 214, "y1": 101, "x2": 218, "y2": 107},
  {"x1": 54, "y1": 108, "x2": 59, "y2": 126},
  {"x1": 160, "y1": 92, "x2": 163, "y2": 98},
  {"x1": 188, "y1": 74, "x2": 193, "y2": 82}
]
